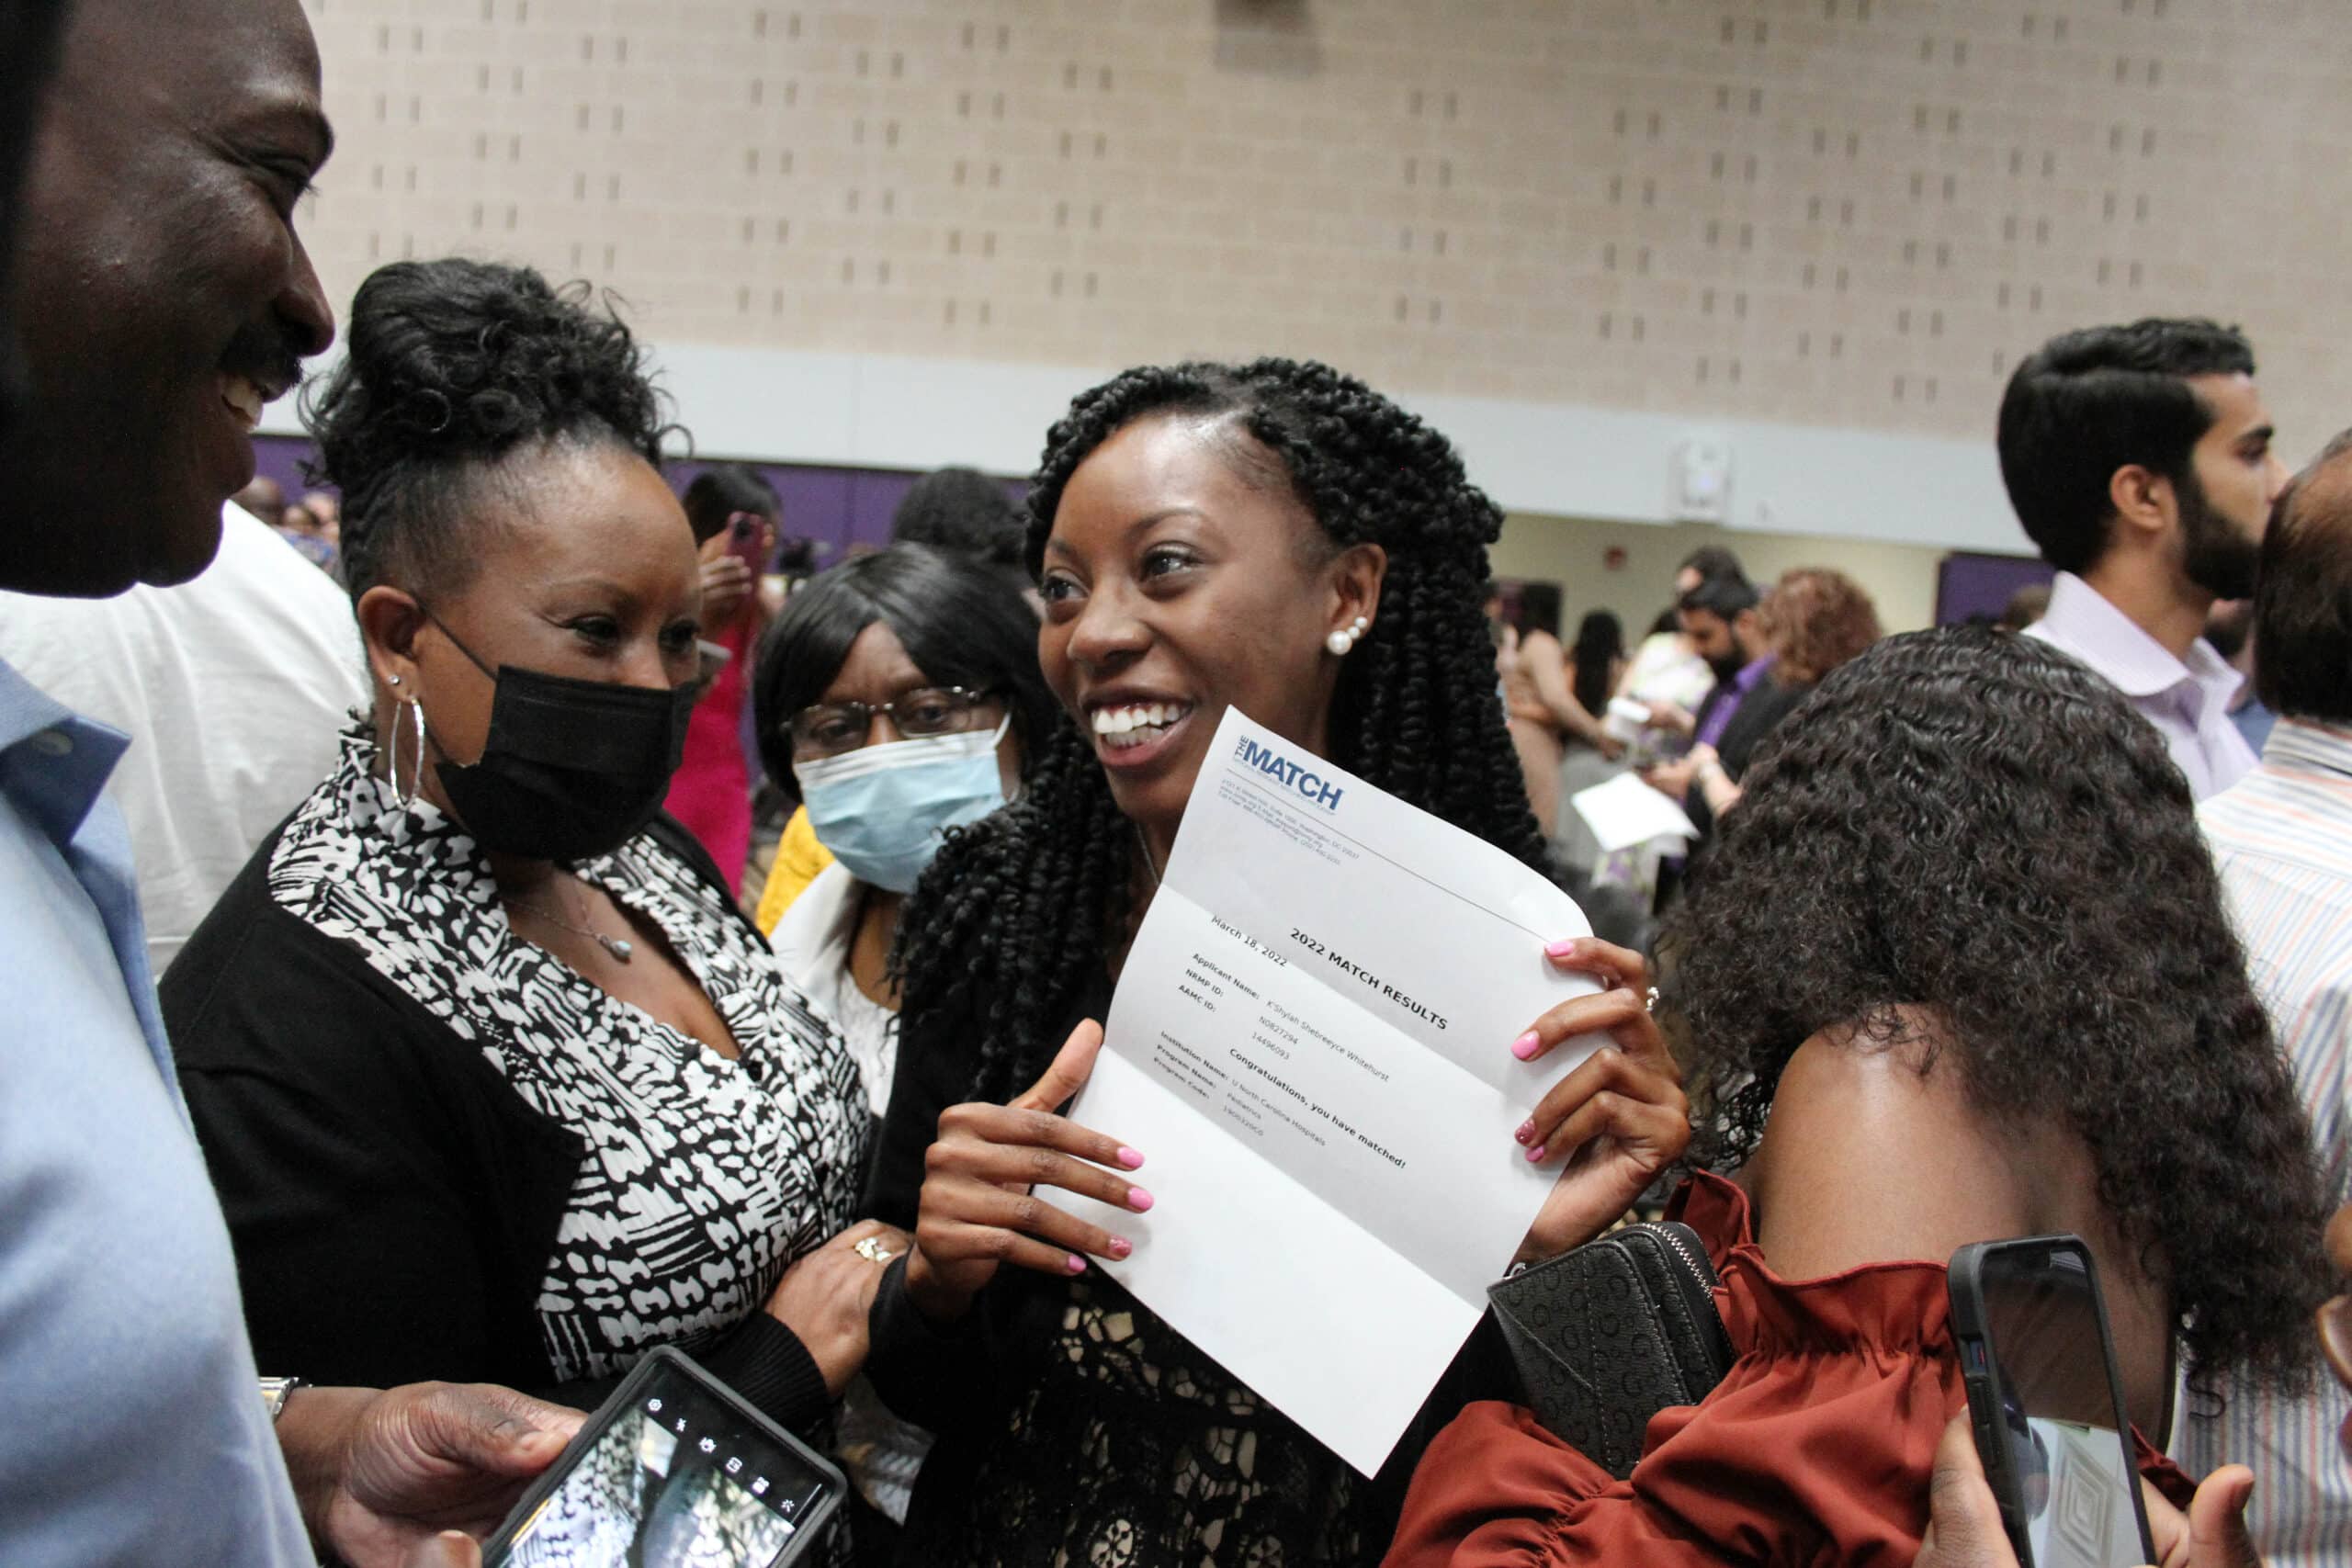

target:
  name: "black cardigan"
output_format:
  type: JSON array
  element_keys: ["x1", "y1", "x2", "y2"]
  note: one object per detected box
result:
[{"x1": 163, "y1": 814, "x2": 830, "y2": 1436}]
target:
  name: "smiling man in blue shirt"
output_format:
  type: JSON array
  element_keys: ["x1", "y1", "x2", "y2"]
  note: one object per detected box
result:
[{"x1": 0, "y1": 2, "x2": 577, "y2": 1563}]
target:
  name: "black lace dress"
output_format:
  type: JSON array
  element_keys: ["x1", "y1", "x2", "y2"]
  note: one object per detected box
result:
[{"x1": 862, "y1": 976, "x2": 1501, "y2": 1568}]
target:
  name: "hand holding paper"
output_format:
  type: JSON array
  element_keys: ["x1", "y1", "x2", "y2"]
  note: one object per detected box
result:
[
  {"x1": 1057, "y1": 707, "x2": 1690, "y2": 1473},
  {"x1": 1511, "y1": 937, "x2": 1690, "y2": 1264},
  {"x1": 903, "y1": 1020, "x2": 1155, "y2": 1325}
]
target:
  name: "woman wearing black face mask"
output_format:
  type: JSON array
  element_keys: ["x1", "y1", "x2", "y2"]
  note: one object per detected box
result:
[{"x1": 160, "y1": 259, "x2": 897, "y2": 1450}]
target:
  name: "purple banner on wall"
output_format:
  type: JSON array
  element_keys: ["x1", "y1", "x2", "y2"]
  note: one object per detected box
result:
[
  {"x1": 1935, "y1": 550, "x2": 2052, "y2": 627},
  {"x1": 250, "y1": 435, "x2": 319, "y2": 506},
  {"x1": 259, "y1": 435, "x2": 1024, "y2": 570}
]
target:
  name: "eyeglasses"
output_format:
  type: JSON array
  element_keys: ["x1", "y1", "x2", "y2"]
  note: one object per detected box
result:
[{"x1": 786, "y1": 686, "x2": 1000, "y2": 761}]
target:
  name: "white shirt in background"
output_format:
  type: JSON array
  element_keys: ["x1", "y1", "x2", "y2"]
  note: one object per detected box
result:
[
  {"x1": 768, "y1": 859, "x2": 899, "y2": 1115},
  {"x1": 0, "y1": 504, "x2": 369, "y2": 976},
  {"x1": 2025, "y1": 570, "x2": 2256, "y2": 800},
  {"x1": 766, "y1": 858, "x2": 933, "y2": 1522}
]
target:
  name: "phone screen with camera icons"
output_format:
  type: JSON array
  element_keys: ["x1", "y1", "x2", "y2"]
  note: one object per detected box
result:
[{"x1": 486, "y1": 1348, "x2": 839, "y2": 1568}]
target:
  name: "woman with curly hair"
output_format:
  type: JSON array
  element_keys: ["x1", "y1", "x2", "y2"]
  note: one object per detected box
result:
[
  {"x1": 163, "y1": 258, "x2": 895, "y2": 1439},
  {"x1": 860, "y1": 358, "x2": 1691, "y2": 1566},
  {"x1": 1386, "y1": 626, "x2": 2329, "y2": 1567},
  {"x1": 1651, "y1": 565, "x2": 1882, "y2": 826}
]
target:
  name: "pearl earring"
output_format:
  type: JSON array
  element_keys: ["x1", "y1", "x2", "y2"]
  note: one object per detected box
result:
[{"x1": 1325, "y1": 615, "x2": 1370, "y2": 656}]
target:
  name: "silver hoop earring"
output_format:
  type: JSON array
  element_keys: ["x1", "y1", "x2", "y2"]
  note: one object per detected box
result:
[
  {"x1": 392, "y1": 698, "x2": 426, "y2": 808},
  {"x1": 1325, "y1": 615, "x2": 1370, "y2": 657}
]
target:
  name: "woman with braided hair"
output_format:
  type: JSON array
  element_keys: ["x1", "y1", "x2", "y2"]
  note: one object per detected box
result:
[{"x1": 860, "y1": 358, "x2": 1690, "y2": 1566}]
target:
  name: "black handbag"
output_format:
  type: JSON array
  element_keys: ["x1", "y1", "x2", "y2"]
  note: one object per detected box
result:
[{"x1": 1486, "y1": 1221, "x2": 1736, "y2": 1479}]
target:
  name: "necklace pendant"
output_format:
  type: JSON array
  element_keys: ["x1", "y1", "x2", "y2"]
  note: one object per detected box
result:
[{"x1": 600, "y1": 936, "x2": 634, "y2": 962}]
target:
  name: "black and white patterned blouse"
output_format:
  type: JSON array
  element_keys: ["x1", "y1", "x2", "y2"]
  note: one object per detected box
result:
[{"x1": 170, "y1": 723, "x2": 869, "y2": 1401}]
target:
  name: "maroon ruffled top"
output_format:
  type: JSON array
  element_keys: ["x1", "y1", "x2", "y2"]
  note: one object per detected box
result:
[{"x1": 1384, "y1": 1172, "x2": 2188, "y2": 1567}]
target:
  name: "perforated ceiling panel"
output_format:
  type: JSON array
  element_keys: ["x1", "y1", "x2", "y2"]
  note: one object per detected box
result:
[{"x1": 293, "y1": 0, "x2": 2352, "y2": 446}]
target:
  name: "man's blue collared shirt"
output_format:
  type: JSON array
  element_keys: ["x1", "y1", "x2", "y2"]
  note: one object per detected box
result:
[{"x1": 0, "y1": 654, "x2": 311, "y2": 1565}]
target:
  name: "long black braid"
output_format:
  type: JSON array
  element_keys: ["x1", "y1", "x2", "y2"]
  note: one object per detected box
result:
[{"x1": 894, "y1": 358, "x2": 1547, "y2": 1103}]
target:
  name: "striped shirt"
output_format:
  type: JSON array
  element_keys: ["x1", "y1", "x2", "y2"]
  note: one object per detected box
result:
[{"x1": 2178, "y1": 717, "x2": 2352, "y2": 1566}]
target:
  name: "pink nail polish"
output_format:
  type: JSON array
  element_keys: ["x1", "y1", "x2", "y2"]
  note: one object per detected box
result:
[
  {"x1": 1127, "y1": 1186, "x2": 1155, "y2": 1213},
  {"x1": 1108, "y1": 1236, "x2": 1134, "y2": 1258},
  {"x1": 1525, "y1": 1144, "x2": 1547, "y2": 1163},
  {"x1": 1513, "y1": 1120, "x2": 1535, "y2": 1145},
  {"x1": 1544, "y1": 937, "x2": 1580, "y2": 960},
  {"x1": 1115, "y1": 1146, "x2": 1146, "y2": 1169},
  {"x1": 1066, "y1": 1253, "x2": 1088, "y2": 1274},
  {"x1": 1510, "y1": 1031, "x2": 1542, "y2": 1060}
]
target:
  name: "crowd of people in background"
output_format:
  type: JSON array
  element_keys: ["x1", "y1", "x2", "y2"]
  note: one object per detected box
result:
[{"x1": 4, "y1": 3, "x2": 2351, "y2": 1568}]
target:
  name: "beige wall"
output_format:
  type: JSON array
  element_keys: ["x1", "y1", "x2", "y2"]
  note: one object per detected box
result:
[
  {"x1": 1489, "y1": 515, "x2": 1949, "y2": 638},
  {"x1": 295, "y1": 0, "x2": 2352, "y2": 465}
]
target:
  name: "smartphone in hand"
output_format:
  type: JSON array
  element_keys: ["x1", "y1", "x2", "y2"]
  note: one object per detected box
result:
[
  {"x1": 725, "y1": 510, "x2": 770, "y2": 572},
  {"x1": 482, "y1": 1347, "x2": 844, "y2": 1568},
  {"x1": 1947, "y1": 1236, "x2": 2154, "y2": 1568}
]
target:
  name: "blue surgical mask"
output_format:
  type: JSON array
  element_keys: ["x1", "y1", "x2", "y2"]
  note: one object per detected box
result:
[{"x1": 794, "y1": 719, "x2": 1010, "y2": 894}]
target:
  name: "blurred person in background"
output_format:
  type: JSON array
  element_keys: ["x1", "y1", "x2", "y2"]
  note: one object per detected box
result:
[
  {"x1": 164, "y1": 258, "x2": 890, "y2": 1449},
  {"x1": 1611, "y1": 605, "x2": 1713, "y2": 728},
  {"x1": 889, "y1": 464, "x2": 1029, "y2": 594},
  {"x1": 756, "y1": 465, "x2": 1036, "y2": 931},
  {"x1": 2176, "y1": 428, "x2": 2352, "y2": 1564},
  {"x1": 1387, "y1": 627, "x2": 2327, "y2": 1567},
  {"x1": 275, "y1": 493, "x2": 337, "y2": 572},
  {"x1": 662, "y1": 461, "x2": 780, "y2": 893},
  {"x1": 1639, "y1": 573, "x2": 1766, "y2": 909},
  {"x1": 302, "y1": 485, "x2": 340, "y2": 539},
  {"x1": 1501, "y1": 581, "x2": 1618, "y2": 838},
  {"x1": 0, "y1": 496, "x2": 369, "y2": 976},
  {"x1": 754, "y1": 544, "x2": 1053, "y2": 1123},
  {"x1": 1674, "y1": 543, "x2": 1746, "y2": 599},
  {"x1": 1569, "y1": 608, "x2": 1625, "y2": 720},
  {"x1": 2000, "y1": 317, "x2": 2290, "y2": 798},
  {"x1": 0, "y1": 2, "x2": 590, "y2": 1562},
  {"x1": 1553, "y1": 608, "x2": 1628, "y2": 874},
  {"x1": 1648, "y1": 567, "x2": 1882, "y2": 829},
  {"x1": 232, "y1": 471, "x2": 286, "y2": 524},
  {"x1": 2205, "y1": 596, "x2": 2277, "y2": 755},
  {"x1": 867, "y1": 358, "x2": 1688, "y2": 1567},
  {"x1": 1645, "y1": 573, "x2": 1766, "y2": 749},
  {"x1": 1996, "y1": 580, "x2": 2051, "y2": 631},
  {"x1": 1614, "y1": 552, "x2": 1752, "y2": 750},
  {"x1": 752, "y1": 542, "x2": 1056, "y2": 1542}
]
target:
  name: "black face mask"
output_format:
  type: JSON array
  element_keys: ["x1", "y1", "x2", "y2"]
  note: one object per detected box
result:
[{"x1": 424, "y1": 614, "x2": 695, "y2": 863}]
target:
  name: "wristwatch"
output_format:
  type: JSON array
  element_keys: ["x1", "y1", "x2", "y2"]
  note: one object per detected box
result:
[{"x1": 258, "y1": 1375, "x2": 306, "y2": 1423}]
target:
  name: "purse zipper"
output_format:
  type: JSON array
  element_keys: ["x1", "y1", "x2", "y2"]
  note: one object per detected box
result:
[{"x1": 1648, "y1": 1224, "x2": 1716, "y2": 1303}]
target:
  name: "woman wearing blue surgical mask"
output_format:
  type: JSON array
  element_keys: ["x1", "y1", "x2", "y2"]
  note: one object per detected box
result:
[
  {"x1": 752, "y1": 543, "x2": 1052, "y2": 1123},
  {"x1": 750, "y1": 544, "x2": 1051, "y2": 1540}
]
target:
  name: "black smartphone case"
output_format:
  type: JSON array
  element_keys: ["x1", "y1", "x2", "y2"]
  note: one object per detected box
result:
[
  {"x1": 1946, "y1": 1236, "x2": 2155, "y2": 1568},
  {"x1": 482, "y1": 1346, "x2": 847, "y2": 1568}
]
